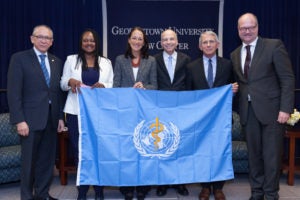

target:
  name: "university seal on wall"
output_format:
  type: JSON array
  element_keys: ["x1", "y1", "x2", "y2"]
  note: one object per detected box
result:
[{"x1": 133, "y1": 117, "x2": 180, "y2": 158}]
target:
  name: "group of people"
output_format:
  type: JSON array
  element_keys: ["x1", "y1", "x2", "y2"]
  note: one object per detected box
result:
[{"x1": 7, "y1": 12, "x2": 295, "y2": 200}]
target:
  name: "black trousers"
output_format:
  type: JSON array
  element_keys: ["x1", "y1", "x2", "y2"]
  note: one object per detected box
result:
[
  {"x1": 20, "y1": 110, "x2": 56, "y2": 200},
  {"x1": 120, "y1": 186, "x2": 151, "y2": 194},
  {"x1": 244, "y1": 103, "x2": 283, "y2": 200},
  {"x1": 201, "y1": 181, "x2": 225, "y2": 190}
]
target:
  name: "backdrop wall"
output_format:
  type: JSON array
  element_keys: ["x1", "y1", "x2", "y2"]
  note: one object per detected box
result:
[{"x1": 0, "y1": 0, "x2": 299, "y2": 112}]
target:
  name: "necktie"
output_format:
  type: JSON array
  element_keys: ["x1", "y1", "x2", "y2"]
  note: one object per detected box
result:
[
  {"x1": 244, "y1": 45, "x2": 251, "y2": 79},
  {"x1": 207, "y1": 59, "x2": 213, "y2": 88},
  {"x1": 39, "y1": 54, "x2": 50, "y2": 87},
  {"x1": 167, "y1": 56, "x2": 174, "y2": 83}
]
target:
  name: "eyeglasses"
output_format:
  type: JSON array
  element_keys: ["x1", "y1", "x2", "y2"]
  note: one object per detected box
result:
[
  {"x1": 201, "y1": 40, "x2": 216, "y2": 45},
  {"x1": 32, "y1": 35, "x2": 53, "y2": 41},
  {"x1": 239, "y1": 25, "x2": 257, "y2": 32}
]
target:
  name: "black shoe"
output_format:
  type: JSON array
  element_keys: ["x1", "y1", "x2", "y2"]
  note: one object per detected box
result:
[
  {"x1": 175, "y1": 185, "x2": 189, "y2": 196},
  {"x1": 95, "y1": 192, "x2": 104, "y2": 200},
  {"x1": 44, "y1": 195, "x2": 58, "y2": 200},
  {"x1": 124, "y1": 192, "x2": 134, "y2": 200},
  {"x1": 156, "y1": 186, "x2": 168, "y2": 196},
  {"x1": 77, "y1": 194, "x2": 86, "y2": 200},
  {"x1": 137, "y1": 191, "x2": 146, "y2": 200},
  {"x1": 249, "y1": 197, "x2": 264, "y2": 200}
]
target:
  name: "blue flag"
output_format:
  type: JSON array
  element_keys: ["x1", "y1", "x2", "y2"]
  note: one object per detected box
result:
[{"x1": 77, "y1": 85, "x2": 234, "y2": 186}]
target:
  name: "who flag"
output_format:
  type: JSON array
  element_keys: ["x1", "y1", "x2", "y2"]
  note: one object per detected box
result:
[{"x1": 77, "y1": 85, "x2": 234, "y2": 186}]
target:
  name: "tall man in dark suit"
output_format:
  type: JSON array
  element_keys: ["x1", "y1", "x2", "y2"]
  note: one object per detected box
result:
[
  {"x1": 7, "y1": 25, "x2": 65, "y2": 200},
  {"x1": 230, "y1": 13, "x2": 295, "y2": 200},
  {"x1": 186, "y1": 31, "x2": 238, "y2": 200},
  {"x1": 154, "y1": 29, "x2": 191, "y2": 196}
]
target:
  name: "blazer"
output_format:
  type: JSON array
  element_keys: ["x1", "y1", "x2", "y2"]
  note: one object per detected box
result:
[
  {"x1": 60, "y1": 54, "x2": 114, "y2": 115},
  {"x1": 155, "y1": 51, "x2": 191, "y2": 91},
  {"x1": 113, "y1": 54, "x2": 157, "y2": 89},
  {"x1": 7, "y1": 48, "x2": 63, "y2": 130},
  {"x1": 186, "y1": 56, "x2": 234, "y2": 90},
  {"x1": 231, "y1": 37, "x2": 295, "y2": 124}
]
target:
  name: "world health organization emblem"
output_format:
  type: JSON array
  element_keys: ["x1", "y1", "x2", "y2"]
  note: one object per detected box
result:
[{"x1": 133, "y1": 117, "x2": 180, "y2": 158}]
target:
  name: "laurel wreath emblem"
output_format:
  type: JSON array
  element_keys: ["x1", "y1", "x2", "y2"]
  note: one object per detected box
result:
[{"x1": 133, "y1": 120, "x2": 180, "y2": 158}]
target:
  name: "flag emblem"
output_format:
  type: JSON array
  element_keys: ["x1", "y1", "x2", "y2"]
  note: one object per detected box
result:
[{"x1": 133, "y1": 117, "x2": 180, "y2": 158}]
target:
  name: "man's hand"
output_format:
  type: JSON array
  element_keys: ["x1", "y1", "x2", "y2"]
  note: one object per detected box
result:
[
  {"x1": 278, "y1": 111, "x2": 290, "y2": 124},
  {"x1": 57, "y1": 119, "x2": 65, "y2": 133},
  {"x1": 17, "y1": 121, "x2": 29, "y2": 136},
  {"x1": 231, "y1": 82, "x2": 239, "y2": 93}
]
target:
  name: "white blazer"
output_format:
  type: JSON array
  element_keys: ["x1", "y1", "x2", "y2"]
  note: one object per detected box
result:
[{"x1": 60, "y1": 54, "x2": 114, "y2": 115}]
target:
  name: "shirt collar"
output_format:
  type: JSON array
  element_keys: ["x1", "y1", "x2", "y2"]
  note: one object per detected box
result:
[
  {"x1": 242, "y1": 37, "x2": 258, "y2": 48},
  {"x1": 33, "y1": 47, "x2": 48, "y2": 57},
  {"x1": 203, "y1": 55, "x2": 217, "y2": 63},
  {"x1": 163, "y1": 51, "x2": 177, "y2": 60}
]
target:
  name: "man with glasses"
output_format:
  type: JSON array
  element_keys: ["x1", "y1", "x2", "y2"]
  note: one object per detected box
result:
[
  {"x1": 186, "y1": 30, "x2": 238, "y2": 200},
  {"x1": 7, "y1": 25, "x2": 65, "y2": 200},
  {"x1": 231, "y1": 13, "x2": 295, "y2": 200}
]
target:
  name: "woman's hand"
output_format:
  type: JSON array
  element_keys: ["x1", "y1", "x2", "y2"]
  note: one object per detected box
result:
[
  {"x1": 133, "y1": 81, "x2": 145, "y2": 89},
  {"x1": 68, "y1": 78, "x2": 82, "y2": 93},
  {"x1": 91, "y1": 82, "x2": 105, "y2": 89}
]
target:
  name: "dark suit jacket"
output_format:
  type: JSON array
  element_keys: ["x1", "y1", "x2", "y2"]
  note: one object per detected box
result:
[
  {"x1": 230, "y1": 37, "x2": 295, "y2": 124},
  {"x1": 113, "y1": 54, "x2": 157, "y2": 89},
  {"x1": 186, "y1": 56, "x2": 234, "y2": 90},
  {"x1": 7, "y1": 48, "x2": 63, "y2": 130},
  {"x1": 155, "y1": 51, "x2": 191, "y2": 91}
]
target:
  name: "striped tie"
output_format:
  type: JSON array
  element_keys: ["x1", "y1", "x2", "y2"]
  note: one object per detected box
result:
[{"x1": 39, "y1": 54, "x2": 50, "y2": 87}]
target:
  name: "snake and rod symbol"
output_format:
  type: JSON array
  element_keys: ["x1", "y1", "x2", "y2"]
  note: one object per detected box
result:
[{"x1": 149, "y1": 117, "x2": 164, "y2": 149}]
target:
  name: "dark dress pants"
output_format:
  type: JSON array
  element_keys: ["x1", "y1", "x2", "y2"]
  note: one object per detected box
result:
[
  {"x1": 244, "y1": 103, "x2": 283, "y2": 200},
  {"x1": 20, "y1": 110, "x2": 57, "y2": 200},
  {"x1": 202, "y1": 181, "x2": 225, "y2": 191}
]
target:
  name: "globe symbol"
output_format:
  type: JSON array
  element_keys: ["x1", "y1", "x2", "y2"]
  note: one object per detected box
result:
[{"x1": 139, "y1": 120, "x2": 176, "y2": 154}]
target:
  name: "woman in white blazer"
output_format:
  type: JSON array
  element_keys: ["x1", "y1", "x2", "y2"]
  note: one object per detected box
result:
[{"x1": 60, "y1": 29, "x2": 113, "y2": 200}]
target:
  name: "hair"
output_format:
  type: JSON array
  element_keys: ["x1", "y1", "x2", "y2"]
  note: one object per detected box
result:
[
  {"x1": 199, "y1": 30, "x2": 220, "y2": 44},
  {"x1": 125, "y1": 27, "x2": 149, "y2": 59},
  {"x1": 77, "y1": 28, "x2": 102, "y2": 71},
  {"x1": 32, "y1": 25, "x2": 53, "y2": 38}
]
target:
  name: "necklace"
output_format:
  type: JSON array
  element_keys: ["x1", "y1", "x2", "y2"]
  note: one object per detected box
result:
[{"x1": 131, "y1": 57, "x2": 140, "y2": 68}]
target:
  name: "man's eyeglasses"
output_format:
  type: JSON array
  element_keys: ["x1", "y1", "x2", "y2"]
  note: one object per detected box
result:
[
  {"x1": 32, "y1": 35, "x2": 53, "y2": 41},
  {"x1": 239, "y1": 25, "x2": 257, "y2": 32}
]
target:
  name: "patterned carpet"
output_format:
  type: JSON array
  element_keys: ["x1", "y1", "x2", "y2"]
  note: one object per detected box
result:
[{"x1": 0, "y1": 172, "x2": 300, "y2": 200}]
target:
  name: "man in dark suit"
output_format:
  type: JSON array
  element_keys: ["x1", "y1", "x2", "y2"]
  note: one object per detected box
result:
[
  {"x1": 186, "y1": 30, "x2": 238, "y2": 200},
  {"x1": 155, "y1": 29, "x2": 191, "y2": 91},
  {"x1": 154, "y1": 29, "x2": 191, "y2": 197},
  {"x1": 7, "y1": 25, "x2": 65, "y2": 200},
  {"x1": 230, "y1": 13, "x2": 295, "y2": 200}
]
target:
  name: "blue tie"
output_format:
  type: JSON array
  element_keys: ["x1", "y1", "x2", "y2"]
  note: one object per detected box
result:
[
  {"x1": 167, "y1": 56, "x2": 174, "y2": 83},
  {"x1": 207, "y1": 59, "x2": 213, "y2": 88},
  {"x1": 39, "y1": 54, "x2": 50, "y2": 87}
]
